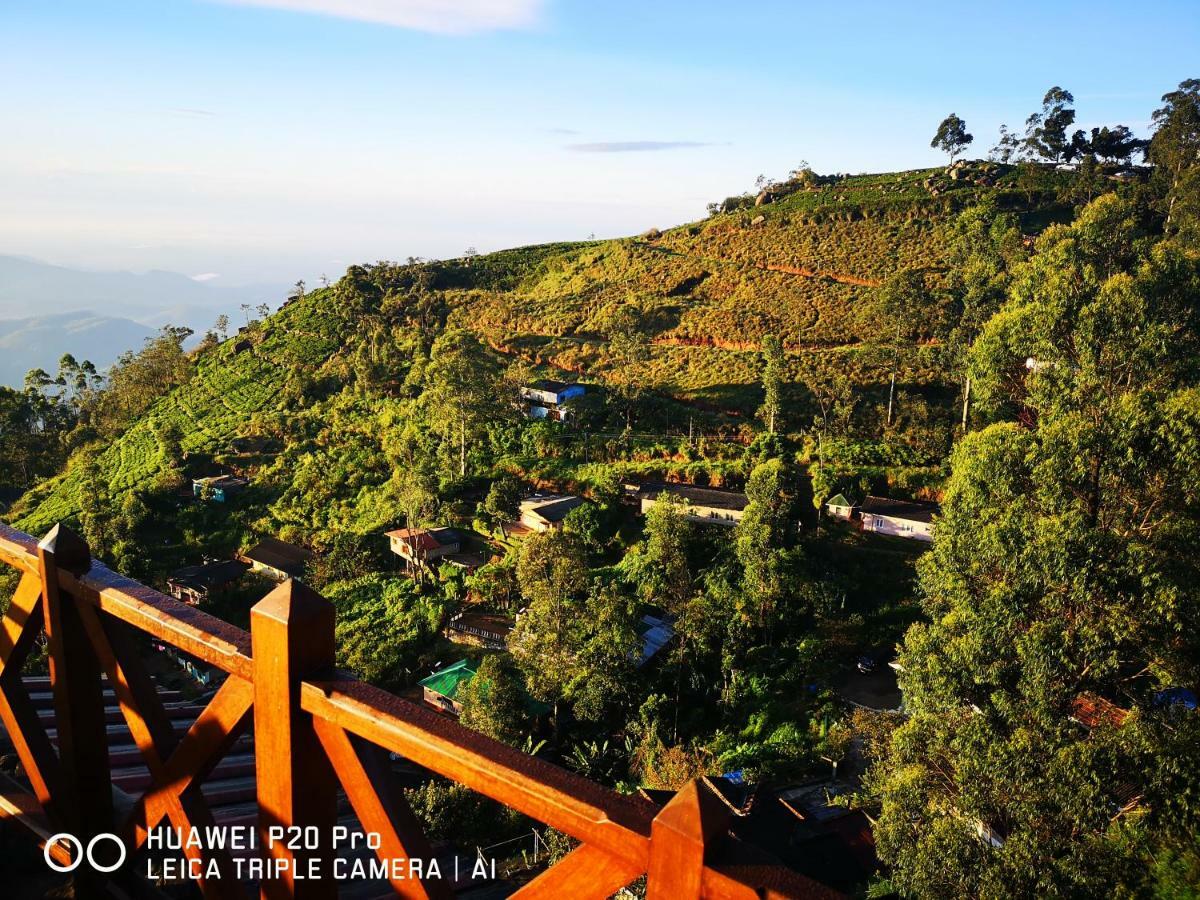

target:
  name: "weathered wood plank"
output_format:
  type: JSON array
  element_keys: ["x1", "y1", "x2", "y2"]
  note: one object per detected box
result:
[
  {"x1": 646, "y1": 781, "x2": 730, "y2": 900},
  {"x1": 252, "y1": 581, "x2": 338, "y2": 900},
  {"x1": 301, "y1": 678, "x2": 656, "y2": 867},
  {"x1": 121, "y1": 674, "x2": 254, "y2": 850},
  {"x1": 81, "y1": 603, "x2": 245, "y2": 900},
  {"x1": 312, "y1": 717, "x2": 451, "y2": 900},
  {"x1": 40, "y1": 525, "x2": 113, "y2": 898}
]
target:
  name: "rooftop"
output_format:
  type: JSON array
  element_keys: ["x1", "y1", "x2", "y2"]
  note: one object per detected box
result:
[
  {"x1": 448, "y1": 610, "x2": 514, "y2": 639},
  {"x1": 527, "y1": 379, "x2": 582, "y2": 393},
  {"x1": 860, "y1": 495, "x2": 940, "y2": 523},
  {"x1": 636, "y1": 613, "x2": 675, "y2": 666},
  {"x1": 242, "y1": 536, "x2": 314, "y2": 576},
  {"x1": 418, "y1": 658, "x2": 479, "y2": 700},
  {"x1": 521, "y1": 493, "x2": 585, "y2": 523},
  {"x1": 633, "y1": 481, "x2": 749, "y2": 512},
  {"x1": 193, "y1": 474, "x2": 249, "y2": 489},
  {"x1": 1071, "y1": 692, "x2": 1130, "y2": 729},
  {"x1": 385, "y1": 526, "x2": 461, "y2": 553}
]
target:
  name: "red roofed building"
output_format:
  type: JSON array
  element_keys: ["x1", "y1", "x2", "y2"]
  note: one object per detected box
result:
[
  {"x1": 1070, "y1": 692, "x2": 1130, "y2": 729},
  {"x1": 386, "y1": 526, "x2": 462, "y2": 570}
]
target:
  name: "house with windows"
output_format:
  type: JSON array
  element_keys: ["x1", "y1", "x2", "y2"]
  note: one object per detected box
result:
[
  {"x1": 445, "y1": 610, "x2": 513, "y2": 650},
  {"x1": 418, "y1": 658, "x2": 479, "y2": 715},
  {"x1": 192, "y1": 475, "x2": 249, "y2": 503},
  {"x1": 519, "y1": 380, "x2": 585, "y2": 421},
  {"x1": 519, "y1": 494, "x2": 586, "y2": 531},
  {"x1": 386, "y1": 526, "x2": 461, "y2": 566},
  {"x1": 626, "y1": 482, "x2": 749, "y2": 527},
  {"x1": 240, "y1": 537, "x2": 314, "y2": 581},
  {"x1": 385, "y1": 526, "x2": 488, "y2": 574},
  {"x1": 859, "y1": 496, "x2": 939, "y2": 541},
  {"x1": 166, "y1": 559, "x2": 249, "y2": 605},
  {"x1": 824, "y1": 493, "x2": 857, "y2": 519}
]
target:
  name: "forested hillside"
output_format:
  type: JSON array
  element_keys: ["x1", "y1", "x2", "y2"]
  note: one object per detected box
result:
[{"x1": 8, "y1": 159, "x2": 1082, "y2": 535}]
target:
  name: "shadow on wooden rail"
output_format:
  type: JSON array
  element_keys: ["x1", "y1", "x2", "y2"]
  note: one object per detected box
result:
[{"x1": 0, "y1": 521, "x2": 840, "y2": 899}]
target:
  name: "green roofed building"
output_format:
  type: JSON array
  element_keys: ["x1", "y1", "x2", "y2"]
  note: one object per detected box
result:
[
  {"x1": 825, "y1": 493, "x2": 857, "y2": 519},
  {"x1": 419, "y1": 658, "x2": 479, "y2": 715},
  {"x1": 418, "y1": 657, "x2": 550, "y2": 717}
]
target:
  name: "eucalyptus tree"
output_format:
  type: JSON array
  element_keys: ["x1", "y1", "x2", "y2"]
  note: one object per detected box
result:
[
  {"x1": 931, "y1": 113, "x2": 974, "y2": 162},
  {"x1": 1023, "y1": 86, "x2": 1077, "y2": 162},
  {"x1": 421, "y1": 328, "x2": 504, "y2": 477},
  {"x1": 757, "y1": 334, "x2": 785, "y2": 434},
  {"x1": 1150, "y1": 78, "x2": 1200, "y2": 238}
]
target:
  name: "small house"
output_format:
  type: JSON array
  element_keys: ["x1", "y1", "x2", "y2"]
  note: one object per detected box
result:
[
  {"x1": 627, "y1": 482, "x2": 748, "y2": 527},
  {"x1": 519, "y1": 380, "x2": 585, "y2": 421},
  {"x1": 192, "y1": 475, "x2": 249, "y2": 503},
  {"x1": 386, "y1": 526, "x2": 462, "y2": 567},
  {"x1": 519, "y1": 494, "x2": 585, "y2": 532},
  {"x1": 241, "y1": 537, "x2": 314, "y2": 581},
  {"x1": 418, "y1": 658, "x2": 480, "y2": 715},
  {"x1": 445, "y1": 610, "x2": 513, "y2": 650},
  {"x1": 418, "y1": 657, "x2": 548, "y2": 718},
  {"x1": 859, "y1": 496, "x2": 939, "y2": 542},
  {"x1": 166, "y1": 559, "x2": 249, "y2": 605},
  {"x1": 824, "y1": 493, "x2": 857, "y2": 519}
]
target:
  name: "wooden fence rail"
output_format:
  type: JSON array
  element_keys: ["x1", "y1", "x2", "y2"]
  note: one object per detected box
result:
[{"x1": 0, "y1": 522, "x2": 837, "y2": 900}]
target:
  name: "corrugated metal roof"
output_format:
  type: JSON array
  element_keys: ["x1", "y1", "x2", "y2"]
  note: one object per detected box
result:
[{"x1": 418, "y1": 658, "x2": 478, "y2": 700}]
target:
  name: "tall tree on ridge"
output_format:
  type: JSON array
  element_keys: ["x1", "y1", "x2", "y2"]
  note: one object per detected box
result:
[
  {"x1": 422, "y1": 328, "x2": 502, "y2": 478},
  {"x1": 1024, "y1": 86, "x2": 1077, "y2": 162},
  {"x1": 931, "y1": 113, "x2": 974, "y2": 162},
  {"x1": 1150, "y1": 78, "x2": 1200, "y2": 238}
]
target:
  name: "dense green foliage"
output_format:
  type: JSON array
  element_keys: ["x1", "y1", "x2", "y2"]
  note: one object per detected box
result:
[{"x1": 857, "y1": 197, "x2": 1200, "y2": 897}]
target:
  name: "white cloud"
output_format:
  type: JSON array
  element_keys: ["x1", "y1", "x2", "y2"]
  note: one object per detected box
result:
[
  {"x1": 210, "y1": 0, "x2": 544, "y2": 34},
  {"x1": 191, "y1": 272, "x2": 221, "y2": 282}
]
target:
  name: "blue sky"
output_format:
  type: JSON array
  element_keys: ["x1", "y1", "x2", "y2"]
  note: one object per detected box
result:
[{"x1": 2, "y1": 0, "x2": 1196, "y2": 284}]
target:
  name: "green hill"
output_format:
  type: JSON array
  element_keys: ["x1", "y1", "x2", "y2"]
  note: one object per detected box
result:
[{"x1": 9, "y1": 161, "x2": 1087, "y2": 541}]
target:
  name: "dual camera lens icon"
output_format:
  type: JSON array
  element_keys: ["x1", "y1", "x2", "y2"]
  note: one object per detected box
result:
[{"x1": 44, "y1": 833, "x2": 127, "y2": 873}]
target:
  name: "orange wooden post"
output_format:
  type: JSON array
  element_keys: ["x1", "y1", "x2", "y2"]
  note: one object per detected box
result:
[
  {"x1": 646, "y1": 780, "x2": 732, "y2": 900},
  {"x1": 39, "y1": 524, "x2": 114, "y2": 896},
  {"x1": 251, "y1": 580, "x2": 338, "y2": 900}
]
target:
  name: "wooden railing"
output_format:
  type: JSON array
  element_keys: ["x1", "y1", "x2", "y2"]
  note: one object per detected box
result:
[{"x1": 0, "y1": 522, "x2": 838, "y2": 899}]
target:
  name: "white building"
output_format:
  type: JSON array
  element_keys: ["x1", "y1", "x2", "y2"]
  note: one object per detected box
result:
[
  {"x1": 824, "y1": 493, "x2": 856, "y2": 519},
  {"x1": 626, "y1": 482, "x2": 748, "y2": 527},
  {"x1": 519, "y1": 380, "x2": 585, "y2": 420},
  {"x1": 859, "y1": 496, "x2": 939, "y2": 542},
  {"x1": 519, "y1": 494, "x2": 586, "y2": 531}
]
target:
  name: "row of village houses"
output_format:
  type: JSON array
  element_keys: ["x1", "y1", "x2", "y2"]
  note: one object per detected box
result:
[
  {"x1": 174, "y1": 439, "x2": 940, "y2": 732},
  {"x1": 171, "y1": 478, "x2": 940, "y2": 604}
]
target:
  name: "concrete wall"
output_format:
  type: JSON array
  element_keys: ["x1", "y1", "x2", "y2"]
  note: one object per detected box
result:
[
  {"x1": 640, "y1": 496, "x2": 743, "y2": 526},
  {"x1": 862, "y1": 514, "x2": 933, "y2": 541}
]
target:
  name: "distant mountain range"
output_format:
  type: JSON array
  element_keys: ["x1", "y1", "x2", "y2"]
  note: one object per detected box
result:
[{"x1": 0, "y1": 255, "x2": 288, "y2": 387}]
